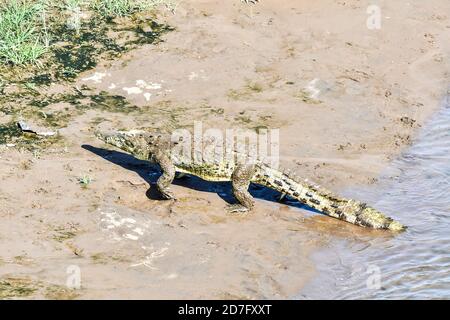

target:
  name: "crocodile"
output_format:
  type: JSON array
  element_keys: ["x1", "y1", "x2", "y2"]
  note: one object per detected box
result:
[{"x1": 95, "y1": 130, "x2": 406, "y2": 231}]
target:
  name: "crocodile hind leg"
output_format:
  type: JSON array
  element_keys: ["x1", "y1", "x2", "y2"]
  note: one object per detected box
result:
[
  {"x1": 228, "y1": 163, "x2": 256, "y2": 213},
  {"x1": 152, "y1": 151, "x2": 176, "y2": 200}
]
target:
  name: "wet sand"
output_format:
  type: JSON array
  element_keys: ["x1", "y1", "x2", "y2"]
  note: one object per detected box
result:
[{"x1": 0, "y1": 0, "x2": 449, "y2": 299}]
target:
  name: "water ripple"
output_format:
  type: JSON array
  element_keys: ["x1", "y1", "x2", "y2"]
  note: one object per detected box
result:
[{"x1": 300, "y1": 95, "x2": 450, "y2": 299}]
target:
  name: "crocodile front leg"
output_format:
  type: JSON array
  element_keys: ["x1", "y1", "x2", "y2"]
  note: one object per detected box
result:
[
  {"x1": 152, "y1": 151, "x2": 176, "y2": 200},
  {"x1": 228, "y1": 163, "x2": 256, "y2": 213}
]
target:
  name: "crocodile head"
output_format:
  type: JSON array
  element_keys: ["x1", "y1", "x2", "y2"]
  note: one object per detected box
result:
[{"x1": 95, "y1": 130, "x2": 153, "y2": 161}]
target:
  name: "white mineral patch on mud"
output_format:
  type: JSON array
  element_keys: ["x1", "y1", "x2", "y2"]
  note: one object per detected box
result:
[
  {"x1": 122, "y1": 87, "x2": 143, "y2": 94},
  {"x1": 124, "y1": 233, "x2": 139, "y2": 240},
  {"x1": 144, "y1": 92, "x2": 152, "y2": 101},
  {"x1": 188, "y1": 70, "x2": 207, "y2": 81},
  {"x1": 122, "y1": 80, "x2": 163, "y2": 100},
  {"x1": 99, "y1": 210, "x2": 151, "y2": 242},
  {"x1": 82, "y1": 72, "x2": 109, "y2": 83},
  {"x1": 136, "y1": 80, "x2": 162, "y2": 90}
]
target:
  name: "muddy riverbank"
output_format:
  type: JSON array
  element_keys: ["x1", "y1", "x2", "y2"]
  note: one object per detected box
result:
[{"x1": 0, "y1": 0, "x2": 449, "y2": 299}]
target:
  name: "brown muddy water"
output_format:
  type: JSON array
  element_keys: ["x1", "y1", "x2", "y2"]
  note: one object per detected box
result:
[{"x1": 299, "y1": 95, "x2": 450, "y2": 299}]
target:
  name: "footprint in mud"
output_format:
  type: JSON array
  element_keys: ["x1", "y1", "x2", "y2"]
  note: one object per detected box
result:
[{"x1": 408, "y1": 49, "x2": 446, "y2": 85}]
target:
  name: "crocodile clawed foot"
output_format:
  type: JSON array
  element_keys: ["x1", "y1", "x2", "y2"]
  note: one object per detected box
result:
[
  {"x1": 277, "y1": 193, "x2": 287, "y2": 203},
  {"x1": 226, "y1": 204, "x2": 250, "y2": 214},
  {"x1": 160, "y1": 189, "x2": 176, "y2": 200},
  {"x1": 175, "y1": 172, "x2": 188, "y2": 179}
]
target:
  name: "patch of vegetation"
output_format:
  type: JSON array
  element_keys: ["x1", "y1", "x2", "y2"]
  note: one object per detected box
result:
[
  {"x1": 253, "y1": 125, "x2": 268, "y2": 133},
  {"x1": 0, "y1": 1, "x2": 175, "y2": 152},
  {"x1": 227, "y1": 88, "x2": 248, "y2": 101},
  {"x1": 52, "y1": 223, "x2": 80, "y2": 242},
  {"x1": 90, "y1": 252, "x2": 107, "y2": 264},
  {"x1": 0, "y1": 120, "x2": 63, "y2": 151},
  {"x1": 0, "y1": 0, "x2": 50, "y2": 65},
  {"x1": 91, "y1": 252, "x2": 131, "y2": 264},
  {"x1": 0, "y1": 121, "x2": 22, "y2": 144},
  {"x1": 0, "y1": 0, "x2": 175, "y2": 66},
  {"x1": 231, "y1": 111, "x2": 282, "y2": 132},
  {"x1": 63, "y1": 0, "x2": 85, "y2": 12},
  {"x1": 13, "y1": 255, "x2": 35, "y2": 266},
  {"x1": 0, "y1": 88, "x2": 84, "y2": 132},
  {"x1": 210, "y1": 107, "x2": 224, "y2": 115},
  {"x1": 92, "y1": 0, "x2": 147, "y2": 17},
  {"x1": 0, "y1": 276, "x2": 81, "y2": 300},
  {"x1": 44, "y1": 12, "x2": 172, "y2": 82},
  {"x1": 87, "y1": 91, "x2": 138, "y2": 112},
  {"x1": 39, "y1": 110, "x2": 74, "y2": 128},
  {"x1": 234, "y1": 114, "x2": 252, "y2": 124},
  {"x1": 227, "y1": 80, "x2": 264, "y2": 101},
  {"x1": 44, "y1": 284, "x2": 80, "y2": 300},
  {"x1": 78, "y1": 174, "x2": 92, "y2": 188},
  {"x1": 0, "y1": 277, "x2": 38, "y2": 299},
  {"x1": 53, "y1": 230, "x2": 77, "y2": 242},
  {"x1": 246, "y1": 81, "x2": 263, "y2": 93}
]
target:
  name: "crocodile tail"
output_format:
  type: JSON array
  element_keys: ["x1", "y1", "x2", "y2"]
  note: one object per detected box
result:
[{"x1": 253, "y1": 164, "x2": 405, "y2": 231}]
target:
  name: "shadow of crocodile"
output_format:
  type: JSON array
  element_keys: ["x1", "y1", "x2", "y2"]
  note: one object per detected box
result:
[{"x1": 82, "y1": 144, "x2": 320, "y2": 214}]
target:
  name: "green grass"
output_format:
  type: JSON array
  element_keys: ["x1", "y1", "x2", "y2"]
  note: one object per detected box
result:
[
  {"x1": 78, "y1": 174, "x2": 92, "y2": 188},
  {"x1": 91, "y1": 0, "x2": 147, "y2": 17},
  {"x1": 64, "y1": 0, "x2": 86, "y2": 12},
  {"x1": 0, "y1": 0, "x2": 50, "y2": 65},
  {"x1": 91, "y1": 0, "x2": 178, "y2": 17},
  {"x1": 92, "y1": 0, "x2": 135, "y2": 17},
  {"x1": 0, "y1": 0, "x2": 175, "y2": 65}
]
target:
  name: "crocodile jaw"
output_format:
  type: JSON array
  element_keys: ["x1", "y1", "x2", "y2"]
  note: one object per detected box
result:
[{"x1": 95, "y1": 130, "x2": 150, "y2": 161}]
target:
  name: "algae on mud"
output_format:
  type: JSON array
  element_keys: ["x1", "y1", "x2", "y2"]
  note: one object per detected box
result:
[
  {"x1": 0, "y1": 120, "x2": 64, "y2": 151},
  {"x1": 0, "y1": 276, "x2": 80, "y2": 300},
  {"x1": 0, "y1": 4, "x2": 173, "y2": 151},
  {"x1": 0, "y1": 122, "x2": 22, "y2": 144},
  {"x1": 0, "y1": 277, "x2": 38, "y2": 299}
]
